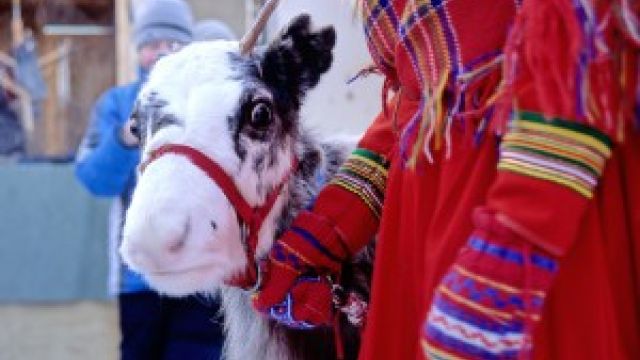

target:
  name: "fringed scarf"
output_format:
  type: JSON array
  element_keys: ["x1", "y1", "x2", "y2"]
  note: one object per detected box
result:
[
  {"x1": 496, "y1": 0, "x2": 640, "y2": 143},
  {"x1": 357, "y1": 0, "x2": 639, "y2": 165},
  {"x1": 358, "y1": 0, "x2": 514, "y2": 165}
]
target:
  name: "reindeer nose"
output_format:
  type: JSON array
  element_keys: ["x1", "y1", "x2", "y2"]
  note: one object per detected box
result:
[
  {"x1": 148, "y1": 212, "x2": 190, "y2": 252},
  {"x1": 167, "y1": 226, "x2": 188, "y2": 253},
  {"x1": 121, "y1": 212, "x2": 191, "y2": 271}
]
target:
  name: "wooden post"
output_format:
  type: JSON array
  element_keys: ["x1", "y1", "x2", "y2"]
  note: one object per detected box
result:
[
  {"x1": 115, "y1": 0, "x2": 134, "y2": 85},
  {"x1": 0, "y1": 74, "x2": 33, "y2": 134},
  {"x1": 11, "y1": 0, "x2": 24, "y2": 48}
]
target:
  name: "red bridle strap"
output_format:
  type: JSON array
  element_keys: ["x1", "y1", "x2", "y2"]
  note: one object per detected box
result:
[{"x1": 139, "y1": 143, "x2": 295, "y2": 290}]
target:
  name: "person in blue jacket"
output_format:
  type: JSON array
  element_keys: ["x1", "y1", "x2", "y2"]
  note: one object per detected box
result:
[{"x1": 75, "y1": 1, "x2": 231, "y2": 359}]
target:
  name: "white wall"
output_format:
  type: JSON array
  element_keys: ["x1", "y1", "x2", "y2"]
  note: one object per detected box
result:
[{"x1": 269, "y1": 1, "x2": 382, "y2": 137}]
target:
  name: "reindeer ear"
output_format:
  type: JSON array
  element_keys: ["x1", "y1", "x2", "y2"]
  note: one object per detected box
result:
[{"x1": 261, "y1": 14, "x2": 336, "y2": 109}]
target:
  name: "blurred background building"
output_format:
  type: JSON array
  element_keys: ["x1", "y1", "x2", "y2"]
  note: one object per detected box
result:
[{"x1": 0, "y1": 0, "x2": 380, "y2": 359}]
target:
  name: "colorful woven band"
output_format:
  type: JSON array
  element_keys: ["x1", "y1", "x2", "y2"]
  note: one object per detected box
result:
[
  {"x1": 498, "y1": 111, "x2": 612, "y2": 198},
  {"x1": 329, "y1": 148, "x2": 390, "y2": 218},
  {"x1": 422, "y1": 234, "x2": 558, "y2": 359}
]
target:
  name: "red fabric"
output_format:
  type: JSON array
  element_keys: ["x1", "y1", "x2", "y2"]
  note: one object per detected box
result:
[
  {"x1": 500, "y1": 0, "x2": 637, "y2": 138},
  {"x1": 253, "y1": 125, "x2": 389, "y2": 325},
  {"x1": 253, "y1": 256, "x2": 300, "y2": 311},
  {"x1": 254, "y1": 202, "x2": 374, "y2": 326},
  {"x1": 253, "y1": 274, "x2": 334, "y2": 327},
  {"x1": 253, "y1": 210, "x2": 345, "y2": 320},
  {"x1": 254, "y1": 0, "x2": 640, "y2": 358},
  {"x1": 422, "y1": 211, "x2": 559, "y2": 358},
  {"x1": 311, "y1": 185, "x2": 381, "y2": 256},
  {"x1": 350, "y1": 1, "x2": 640, "y2": 357},
  {"x1": 486, "y1": 171, "x2": 591, "y2": 257},
  {"x1": 358, "y1": 101, "x2": 502, "y2": 359},
  {"x1": 288, "y1": 278, "x2": 334, "y2": 326},
  {"x1": 283, "y1": 211, "x2": 350, "y2": 272},
  {"x1": 466, "y1": 208, "x2": 557, "y2": 293},
  {"x1": 355, "y1": 94, "x2": 640, "y2": 360}
]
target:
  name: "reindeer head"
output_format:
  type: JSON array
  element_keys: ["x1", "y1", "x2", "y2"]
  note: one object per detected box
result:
[{"x1": 120, "y1": 14, "x2": 336, "y2": 296}]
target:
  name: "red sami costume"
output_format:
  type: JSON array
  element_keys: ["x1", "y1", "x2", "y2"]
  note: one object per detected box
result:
[{"x1": 254, "y1": 0, "x2": 640, "y2": 359}]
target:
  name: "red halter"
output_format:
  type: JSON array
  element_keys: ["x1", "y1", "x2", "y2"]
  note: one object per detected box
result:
[{"x1": 139, "y1": 143, "x2": 296, "y2": 290}]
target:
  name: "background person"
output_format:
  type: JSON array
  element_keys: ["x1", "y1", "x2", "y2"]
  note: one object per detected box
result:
[
  {"x1": 75, "y1": 1, "x2": 225, "y2": 359},
  {"x1": 194, "y1": 19, "x2": 236, "y2": 42}
]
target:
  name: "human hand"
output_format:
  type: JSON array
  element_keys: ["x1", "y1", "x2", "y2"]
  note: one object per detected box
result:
[
  {"x1": 251, "y1": 210, "x2": 349, "y2": 327},
  {"x1": 119, "y1": 118, "x2": 140, "y2": 147},
  {"x1": 253, "y1": 273, "x2": 334, "y2": 329},
  {"x1": 421, "y1": 210, "x2": 558, "y2": 359}
]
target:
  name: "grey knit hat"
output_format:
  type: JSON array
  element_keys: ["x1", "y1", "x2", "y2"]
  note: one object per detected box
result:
[
  {"x1": 194, "y1": 20, "x2": 237, "y2": 41},
  {"x1": 134, "y1": 0, "x2": 194, "y2": 48}
]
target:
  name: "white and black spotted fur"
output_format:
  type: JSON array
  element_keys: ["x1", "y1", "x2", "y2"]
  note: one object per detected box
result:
[{"x1": 120, "y1": 15, "x2": 374, "y2": 360}]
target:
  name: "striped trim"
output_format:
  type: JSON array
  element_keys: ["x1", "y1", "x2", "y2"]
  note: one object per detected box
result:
[
  {"x1": 422, "y1": 340, "x2": 467, "y2": 360},
  {"x1": 363, "y1": 0, "x2": 398, "y2": 71},
  {"x1": 505, "y1": 132, "x2": 605, "y2": 172},
  {"x1": 439, "y1": 286, "x2": 515, "y2": 321},
  {"x1": 290, "y1": 226, "x2": 342, "y2": 263},
  {"x1": 329, "y1": 148, "x2": 389, "y2": 218},
  {"x1": 454, "y1": 265, "x2": 545, "y2": 298},
  {"x1": 432, "y1": 294, "x2": 524, "y2": 333},
  {"x1": 468, "y1": 236, "x2": 558, "y2": 272},
  {"x1": 270, "y1": 242, "x2": 308, "y2": 272},
  {"x1": 424, "y1": 324, "x2": 519, "y2": 360},
  {"x1": 500, "y1": 111, "x2": 612, "y2": 198},
  {"x1": 399, "y1": 1, "x2": 455, "y2": 162},
  {"x1": 520, "y1": 111, "x2": 612, "y2": 150},
  {"x1": 442, "y1": 268, "x2": 545, "y2": 313}
]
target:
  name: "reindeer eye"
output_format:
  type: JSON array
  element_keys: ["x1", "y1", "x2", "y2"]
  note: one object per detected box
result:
[{"x1": 250, "y1": 102, "x2": 272, "y2": 128}]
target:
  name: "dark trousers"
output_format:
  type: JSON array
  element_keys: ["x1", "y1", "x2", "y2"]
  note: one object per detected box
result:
[{"x1": 119, "y1": 291, "x2": 224, "y2": 360}]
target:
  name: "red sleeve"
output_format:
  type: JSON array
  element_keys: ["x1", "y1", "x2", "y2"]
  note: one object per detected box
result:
[
  {"x1": 485, "y1": 112, "x2": 612, "y2": 256},
  {"x1": 483, "y1": 0, "x2": 620, "y2": 256},
  {"x1": 308, "y1": 95, "x2": 397, "y2": 255}
]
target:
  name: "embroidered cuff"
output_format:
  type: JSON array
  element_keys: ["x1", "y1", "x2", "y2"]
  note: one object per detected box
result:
[
  {"x1": 499, "y1": 111, "x2": 612, "y2": 199},
  {"x1": 329, "y1": 148, "x2": 390, "y2": 219}
]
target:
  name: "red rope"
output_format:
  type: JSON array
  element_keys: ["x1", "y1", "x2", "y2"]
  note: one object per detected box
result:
[{"x1": 140, "y1": 143, "x2": 296, "y2": 289}]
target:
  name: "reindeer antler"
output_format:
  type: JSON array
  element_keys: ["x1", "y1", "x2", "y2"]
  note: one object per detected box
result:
[{"x1": 239, "y1": 0, "x2": 281, "y2": 56}]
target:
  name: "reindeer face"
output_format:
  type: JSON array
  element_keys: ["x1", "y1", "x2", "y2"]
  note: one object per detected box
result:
[{"x1": 120, "y1": 15, "x2": 336, "y2": 296}]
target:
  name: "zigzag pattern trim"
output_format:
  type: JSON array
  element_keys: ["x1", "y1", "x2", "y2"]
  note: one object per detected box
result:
[
  {"x1": 432, "y1": 293, "x2": 524, "y2": 333},
  {"x1": 442, "y1": 267, "x2": 545, "y2": 312},
  {"x1": 422, "y1": 340, "x2": 466, "y2": 360},
  {"x1": 423, "y1": 235, "x2": 558, "y2": 359},
  {"x1": 427, "y1": 308, "x2": 524, "y2": 353},
  {"x1": 270, "y1": 242, "x2": 308, "y2": 273}
]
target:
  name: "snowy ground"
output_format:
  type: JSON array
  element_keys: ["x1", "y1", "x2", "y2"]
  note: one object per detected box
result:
[{"x1": 0, "y1": 302, "x2": 119, "y2": 360}]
